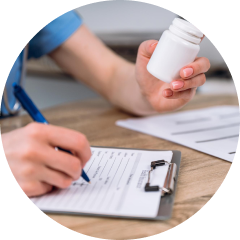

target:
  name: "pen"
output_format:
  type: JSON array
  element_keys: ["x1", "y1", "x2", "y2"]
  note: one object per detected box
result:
[{"x1": 13, "y1": 83, "x2": 90, "y2": 183}]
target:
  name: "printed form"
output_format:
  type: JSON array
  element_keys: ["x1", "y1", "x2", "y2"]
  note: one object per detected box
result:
[
  {"x1": 31, "y1": 147, "x2": 173, "y2": 218},
  {"x1": 117, "y1": 106, "x2": 240, "y2": 162}
]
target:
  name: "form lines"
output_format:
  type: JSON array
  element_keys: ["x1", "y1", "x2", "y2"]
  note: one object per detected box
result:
[
  {"x1": 172, "y1": 123, "x2": 239, "y2": 135},
  {"x1": 196, "y1": 135, "x2": 239, "y2": 143}
]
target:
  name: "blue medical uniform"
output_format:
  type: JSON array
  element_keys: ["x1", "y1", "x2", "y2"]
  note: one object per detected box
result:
[{"x1": 1, "y1": 10, "x2": 82, "y2": 117}]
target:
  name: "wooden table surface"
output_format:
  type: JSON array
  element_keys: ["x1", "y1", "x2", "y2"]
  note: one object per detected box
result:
[{"x1": 1, "y1": 94, "x2": 238, "y2": 239}]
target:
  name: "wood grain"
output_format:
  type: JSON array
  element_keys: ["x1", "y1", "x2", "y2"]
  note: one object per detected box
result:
[{"x1": 1, "y1": 94, "x2": 238, "y2": 239}]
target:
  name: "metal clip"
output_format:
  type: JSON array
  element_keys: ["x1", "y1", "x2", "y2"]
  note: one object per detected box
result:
[
  {"x1": 144, "y1": 160, "x2": 177, "y2": 196},
  {"x1": 161, "y1": 163, "x2": 177, "y2": 196}
]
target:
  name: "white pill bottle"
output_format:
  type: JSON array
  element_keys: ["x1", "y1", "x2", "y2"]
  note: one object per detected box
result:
[{"x1": 147, "y1": 18, "x2": 203, "y2": 83}]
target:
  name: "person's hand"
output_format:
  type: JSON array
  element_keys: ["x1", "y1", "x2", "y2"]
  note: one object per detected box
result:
[
  {"x1": 135, "y1": 40, "x2": 211, "y2": 113},
  {"x1": 2, "y1": 123, "x2": 91, "y2": 197}
]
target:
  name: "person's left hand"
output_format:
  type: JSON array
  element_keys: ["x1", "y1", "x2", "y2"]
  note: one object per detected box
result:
[{"x1": 135, "y1": 40, "x2": 211, "y2": 113}]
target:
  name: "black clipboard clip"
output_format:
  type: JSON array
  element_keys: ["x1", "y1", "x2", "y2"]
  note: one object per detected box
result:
[{"x1": 145, "y1": 160, "x2": 177, "y2": 196}]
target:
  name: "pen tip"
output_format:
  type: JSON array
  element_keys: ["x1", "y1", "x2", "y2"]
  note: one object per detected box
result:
[{"x1": 89, "y1": 181, "x2": 91, "y2": 184}]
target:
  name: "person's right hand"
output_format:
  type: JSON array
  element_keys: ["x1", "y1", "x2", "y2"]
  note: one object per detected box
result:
[{"x1": 1, "y1": 123, "x2": 91, "y2": 197}]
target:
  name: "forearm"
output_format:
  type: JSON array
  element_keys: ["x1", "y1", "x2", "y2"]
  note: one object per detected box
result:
[
  {"x1": 49, "y1": 26, "x2": 115, "y2": 98},
  {"x1": 49, "y1": 25, "x2": 155, "y2": 116}
]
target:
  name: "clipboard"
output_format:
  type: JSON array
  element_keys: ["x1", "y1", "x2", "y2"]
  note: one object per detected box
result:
[{"x1": 41, "y1": 147, "x2": 181, "y2": 221}]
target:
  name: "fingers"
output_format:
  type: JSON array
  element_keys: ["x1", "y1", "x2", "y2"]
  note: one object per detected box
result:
[
  {"x1": 163, "y1": 88, "x2": 197, "y2": 100},
  {"x1": 180, "y1": 57, "x2": 210, "y2": 79},
  {"x1": 171, "y1": 74, "x2": 206, "y2": 92},
  {"x1": 25, "y1": 123, "x2": 91, "y2": 167},
  {"x1": 19, "y1": 163, "x2": 73, "y2": 188},
  {"x1": 7, "y1": 123, "x2": 91, "y2": 198},
  {"x1": 21, "y1": 181, "x2": 52, "y2": 197},
  {"x1": 41, "y1": 146, "x2": 83, "y2": 180},
  {"x1": 51, "y1": 149, "x2": 82, "y2": 180},
  {"x1": 163, "y1": 57, "x2": 209, "y2": 100},
  {"x1": 39, "y1": 166, "x2": 73, "y2": 189},
  {"x1": 138, "y1": 40, "x2": 158, "y2": 59},
  {"x1": 46, "y1": 125, "x2": 91, "y2": 166}
]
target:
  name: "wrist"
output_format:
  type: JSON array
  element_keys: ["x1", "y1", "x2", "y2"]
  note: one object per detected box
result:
[{"x1": 108, "y1": 62, "x2": 157, "y2": 116}]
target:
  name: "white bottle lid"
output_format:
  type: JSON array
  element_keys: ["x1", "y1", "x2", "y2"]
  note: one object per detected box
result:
[
  {"x1": 172, "y1": 18, "x2": 203, "y2": 38},
  {"x1": 169, "y1": 24, "x2": 201, "y2": 44}
]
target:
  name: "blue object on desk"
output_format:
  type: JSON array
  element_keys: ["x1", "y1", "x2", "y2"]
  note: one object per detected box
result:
[{"x1": 13, "y1": 83, "x2": 90, "y2": 183}]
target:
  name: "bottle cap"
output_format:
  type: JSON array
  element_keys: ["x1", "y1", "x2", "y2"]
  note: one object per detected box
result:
[
  {"x1": 169, "y1": 24, "x2": 201, "y2": 44},
  {"x1": 173, "y1": 18, "x2": 203, "y2": 38}
]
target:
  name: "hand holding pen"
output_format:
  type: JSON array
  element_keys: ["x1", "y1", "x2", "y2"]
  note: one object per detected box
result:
[{"x1": 2, "y1": 83, "x2": 92, "y2": 197}]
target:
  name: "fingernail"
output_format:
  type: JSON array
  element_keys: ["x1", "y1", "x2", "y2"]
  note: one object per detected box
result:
[
  {"x1": 150, "y1": 42, "x2": 158, "y2": 47},
  {"x1": 164, "y1": 89, "x2": 173, "y2": 97},
  {"x1": 183, "y1": 68, "x2": 193, "y2": 78},
  {"x1": 172, "y1": 81, "x2": 184, "y2": 90}
]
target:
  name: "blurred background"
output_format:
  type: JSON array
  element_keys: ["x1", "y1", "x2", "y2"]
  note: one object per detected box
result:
[{"x1": 25, "y1": 1, "x2": 237, "y2": 110}]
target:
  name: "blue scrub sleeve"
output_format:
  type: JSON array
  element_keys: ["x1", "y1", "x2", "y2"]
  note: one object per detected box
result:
[{"x1": 28, "y1": 10, "x2": 82, "y2": 59}]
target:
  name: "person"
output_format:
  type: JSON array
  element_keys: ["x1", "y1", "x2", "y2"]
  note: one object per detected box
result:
[{"x1": 1, "y1": 11, "x2": 210, "y2": 197}]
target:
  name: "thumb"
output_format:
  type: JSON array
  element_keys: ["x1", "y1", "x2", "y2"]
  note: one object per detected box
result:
[{"x1": 138, "y1": 40, "x2": 158, "y2": 59}]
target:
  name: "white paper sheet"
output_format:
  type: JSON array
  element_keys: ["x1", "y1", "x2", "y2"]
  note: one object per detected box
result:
[
  {"x1": 116, "y1": 106, "x2": 240, "y2": 162},
  {"x1": 31, "y1": 147, "x2": 173, "y2": 218}
]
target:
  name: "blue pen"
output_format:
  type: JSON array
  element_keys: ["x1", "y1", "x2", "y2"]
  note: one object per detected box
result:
[{"x1": 13, "y1": 83, "x2": 90, "y2": 183}]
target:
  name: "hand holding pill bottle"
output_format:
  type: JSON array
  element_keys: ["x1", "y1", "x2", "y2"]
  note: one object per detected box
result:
[{"x1": 147, "y1": 18, "x2": 203, "y2": 83}]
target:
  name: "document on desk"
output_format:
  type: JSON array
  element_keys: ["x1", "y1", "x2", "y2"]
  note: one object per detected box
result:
[
  {"x1": 31, "y1": 147, "x2": 173, "y2": 218},
  {"x1": 116, "y1": 106, "x2": 240, "y2": 162}
]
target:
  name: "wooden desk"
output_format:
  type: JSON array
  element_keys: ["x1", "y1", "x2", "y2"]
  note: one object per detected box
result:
[{"x1": 1, "y1": 94, "x2": 238, "y2": 239}]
